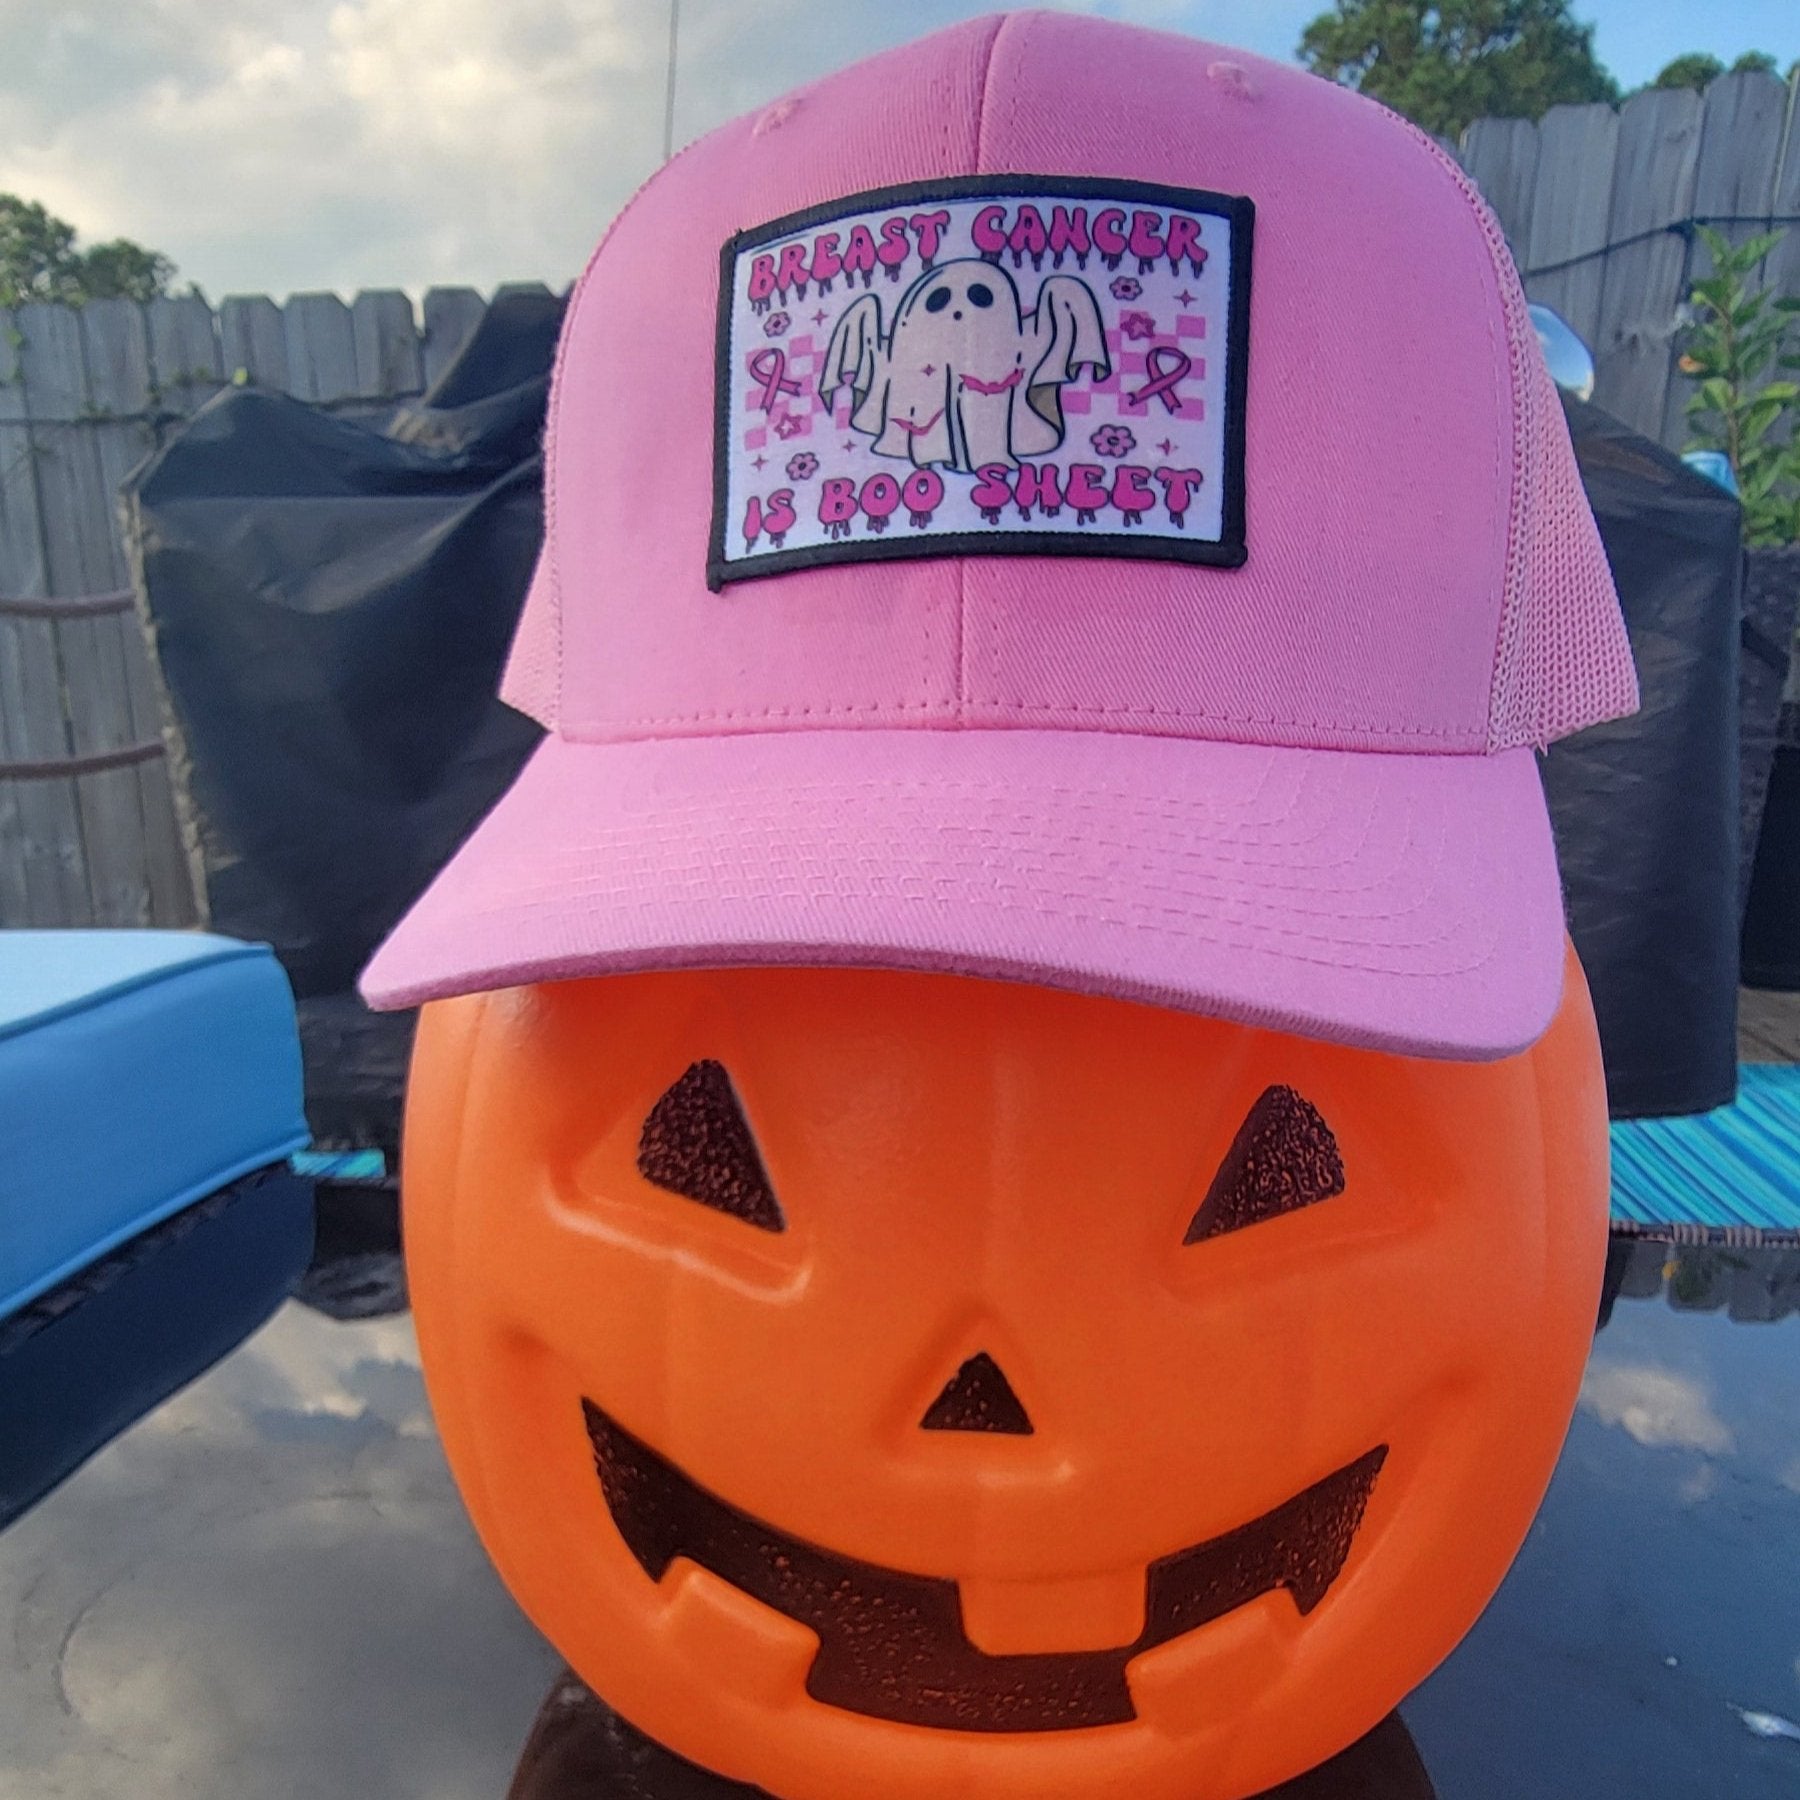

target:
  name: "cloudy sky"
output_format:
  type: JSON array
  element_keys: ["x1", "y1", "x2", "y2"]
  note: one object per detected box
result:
[{"x1": 2, "y1": 0, "x2": 1796, "y2": 302}]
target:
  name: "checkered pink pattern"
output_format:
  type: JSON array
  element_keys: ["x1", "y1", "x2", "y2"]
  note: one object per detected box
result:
[{"x1": 741, "y1": 334, "x2": 849, "y2": 450}]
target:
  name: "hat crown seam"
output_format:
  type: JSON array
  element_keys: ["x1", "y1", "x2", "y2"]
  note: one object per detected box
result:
[{"x1": 954, "y1": 10, "x2": 1021, "y2": 721}]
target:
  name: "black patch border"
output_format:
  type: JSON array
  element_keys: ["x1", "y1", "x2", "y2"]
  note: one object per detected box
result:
[{"x1": 707, "y1": 174, "x2": 1254, "y2": 592}]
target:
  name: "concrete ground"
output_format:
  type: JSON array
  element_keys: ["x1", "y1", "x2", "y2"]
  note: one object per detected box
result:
[{"x1": 0, "y1": 1302, "x2": 563, "y2": 1800}]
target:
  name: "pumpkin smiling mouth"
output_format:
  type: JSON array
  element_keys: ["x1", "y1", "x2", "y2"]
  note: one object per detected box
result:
[{"x1": 583, "y1": 1399, "x2": 1386, "y2": 1734}]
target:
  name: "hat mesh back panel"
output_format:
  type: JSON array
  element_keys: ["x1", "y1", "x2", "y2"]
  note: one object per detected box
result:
[
  {"x1": 1492, "y1": 339, "x2": 1639, "y2": 750},
  {"x1": 1401, "y1": 125, "x2": 1637, "y2": 754}
]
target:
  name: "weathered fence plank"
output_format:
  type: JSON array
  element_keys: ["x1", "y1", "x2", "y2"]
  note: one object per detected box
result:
[
  {"x1": 220, "y1": 294, "x2": 290, "y2": 390},
  {"x1": 421, "y1": 287, "x2": 486, "y2": 390},
  {"x1": 17, "y1": 302, "x2": 155, "y2": 926},
  {"x1": 1756, "y1": 78, "x2": 1800, "y2": 347},
  {"x1": 352, "y1": 289, "x2": 423, "y2": 399},
  {"x1": 0, "y1": 306, "x2": 90, "y2": 927},
  {"x1": 82, "y1": 299, "x2": 199, "y2": 926},
  {"x1": 0, "y1": 311, "x2": 35, "y2": 924},
  {"x1": 145, "y1": 294, "x2": 225, "y2": 419},
  {"x1": 0, "y1": 667, "x2": 31, "y2": 923},
  {"x1": 1523, "y1": 103, "x2": 1622, "y2": 345},
  {"x1": 1693, "y1": 70, "x2": 1793, "y2": 242},
  {"x1": 134, "y1": 297, "x2": 220, "y2": 925},
  {"x1": 1461, "y1": 115, "x2": 1540, "y2": 252},
  {"x1": 283, "y1": 292, "x2": 359, "y2": 404},
  {"x1": 1592, "y1": 86, "x2": 1704, "y2": 441}
]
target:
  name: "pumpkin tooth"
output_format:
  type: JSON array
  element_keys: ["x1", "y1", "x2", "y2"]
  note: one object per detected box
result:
[
  {"x1": 957, "y1": 1568, "x2": 1146, "y2": 1658},
  {"x1": 1125, "y1": 1595, "x2": 1289, "y2": 1737},
  {"x1": 658, "y1": 1562, "x2": 820, "y2": 1708}
]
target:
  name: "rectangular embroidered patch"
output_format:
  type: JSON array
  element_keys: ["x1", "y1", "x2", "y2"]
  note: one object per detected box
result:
[{"x1": 708, "y1": 176, "x2": 1253, "y2": 590}]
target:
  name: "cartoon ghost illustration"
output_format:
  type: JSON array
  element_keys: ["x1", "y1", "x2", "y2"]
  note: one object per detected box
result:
[{"x1": 819, "y1": 259, "x2": 1110, "y2": 473}]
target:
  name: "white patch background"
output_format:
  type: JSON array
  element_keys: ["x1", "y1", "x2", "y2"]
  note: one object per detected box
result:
[{"x1": 717, "y1": 184, "x2": 1241, "y2": 577}]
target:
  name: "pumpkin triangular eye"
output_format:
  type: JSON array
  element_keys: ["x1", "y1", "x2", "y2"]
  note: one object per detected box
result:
[
  {"x1": 638, "y1": 1061, "x2": 785, "y2": 1233},
  {"x1": 1184, "y1": 1085, "x2": 1344, "y2": 1244}
]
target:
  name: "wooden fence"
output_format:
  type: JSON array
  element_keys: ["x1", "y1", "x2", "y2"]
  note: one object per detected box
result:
[
  {"x1": 1463, "y1": 66, "x2": 1800, "y2": 448},
  {"x1": 0, "y1": 285, "x2": 529, "y2": 928},
  {"x1": 1, "y1": 69, "x2": 1798, "y2": 931}
]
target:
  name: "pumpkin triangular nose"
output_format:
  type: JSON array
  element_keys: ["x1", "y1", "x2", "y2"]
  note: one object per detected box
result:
[{"x1": 920, "y1": 1352, "x2": 1033, "y2": 1435}]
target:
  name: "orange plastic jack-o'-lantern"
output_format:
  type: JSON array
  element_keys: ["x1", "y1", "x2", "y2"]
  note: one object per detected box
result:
[{"x1": 404, "y1": 943, "x2": 1608, "y2": 1800}]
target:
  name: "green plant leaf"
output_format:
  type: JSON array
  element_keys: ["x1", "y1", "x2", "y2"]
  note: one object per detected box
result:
[
  {"x1": 1737, "y1": 230, "x2": 1786, "y2": 267},
  {"x1": 1731, "y1": 294, "x2": 1772, "y2": 332},
  {"x1": 1741, "y1": 397, "x2": 1784, "y2": 444},
  {"x1": 1680, "y1": 222, "x2": 1799, "y2": 543}
]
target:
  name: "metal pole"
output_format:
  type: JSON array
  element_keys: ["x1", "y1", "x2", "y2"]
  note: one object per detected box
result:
[{"x1": 662, "y1": 0, "x2": 681, "y2": 163}]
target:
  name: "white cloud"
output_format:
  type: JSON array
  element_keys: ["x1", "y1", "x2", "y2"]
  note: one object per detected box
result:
[
  {"x1": 0, "y1": 0, "x2": 1313, "y2": 300},
  {"x1": 1676, "y1": 1462, "x2": 1719, "y2": 1506},
  {"x1": 1580, "y1": 1362, "x2": 1735, "y2": 1457}
]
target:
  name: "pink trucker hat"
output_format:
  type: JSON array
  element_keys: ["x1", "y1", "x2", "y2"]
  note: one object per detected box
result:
[{"x1": 361, "y1": 10, "x2": 1637, "y2": 1059}]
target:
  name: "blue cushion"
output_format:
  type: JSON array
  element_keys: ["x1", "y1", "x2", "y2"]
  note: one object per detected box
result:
[
  {"x1": 0, "y1": 1165, "x2": 315, "y2": 1527},
  {"x1": 0, "y1": 931, "x2": 308, "y2": 1320}
]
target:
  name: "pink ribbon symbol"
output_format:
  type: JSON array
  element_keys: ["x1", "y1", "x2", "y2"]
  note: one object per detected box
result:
[
  {"x1": 747, "y1": 347, "x2": 802, "y2": 413},
  {"x1": 1125, "y1": 345, "x2": 1192, "y2": 415}
]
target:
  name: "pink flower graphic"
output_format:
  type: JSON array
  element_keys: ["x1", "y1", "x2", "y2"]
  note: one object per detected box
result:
[
  {"x1": 771, "y1": 412, "x2": 805, "y2": 440},
  {"x1": 763, "y1": 310, "x2": 791, "y2": 338},
  {"x1": 1109, "y1": 275, "x2": 1142, "y2": 302},
  {"x1": 1119, "y1": 310, "x2": 1157, "y2": 341},
  {"x1": 784, "y1": 451, "x2": 819, "y2": 481},
  {"x1": 1089, "y1": 423, "x2": 1137, "y2": 458}
]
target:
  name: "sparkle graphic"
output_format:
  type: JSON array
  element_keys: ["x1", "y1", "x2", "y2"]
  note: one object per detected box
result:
[
  {"x1": 1175, "y1": 288, "x2": 1197, "y2": 307},
  {"x1": 751, "y1": 453, "x2": 767, "y2": 469},
  {"x1": 923, "y1": 363, "x2": 935, "y2": 375},
  {"x1": 1157, "y1": 438, "x2": 1176, "y2": 456},
  {"x1": 812, "y1": 308, "x2": 829, "y2": 326}
]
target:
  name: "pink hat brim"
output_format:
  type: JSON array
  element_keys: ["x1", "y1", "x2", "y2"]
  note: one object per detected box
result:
[{"x1": 360, "y1": 729, "x2": 1565, "y2": 1060}]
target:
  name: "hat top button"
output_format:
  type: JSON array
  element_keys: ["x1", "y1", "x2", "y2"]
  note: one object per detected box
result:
[{"x1": 1206, "y1": 60, "x2": 1257, "y2": 98}]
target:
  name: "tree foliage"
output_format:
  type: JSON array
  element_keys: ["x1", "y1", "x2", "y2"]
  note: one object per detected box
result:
[
  {"x1": 1652, "y1": 50, "x2": 1784, "y2": 92},
  {"x1": 0, "y1": 194, "x2": 176, "y2": 307},
  {"x1": 1652, "y1": 52, "x2": 1726, "y2": 91},
  {"x1": 1297, "y1": 0, "x2": 1620, "y2": 138}
]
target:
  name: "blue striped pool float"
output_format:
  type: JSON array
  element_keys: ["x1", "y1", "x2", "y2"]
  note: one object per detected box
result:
[{"x1": 1611, "y1": 1064, "x2": 1800, "y2": 1235}]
